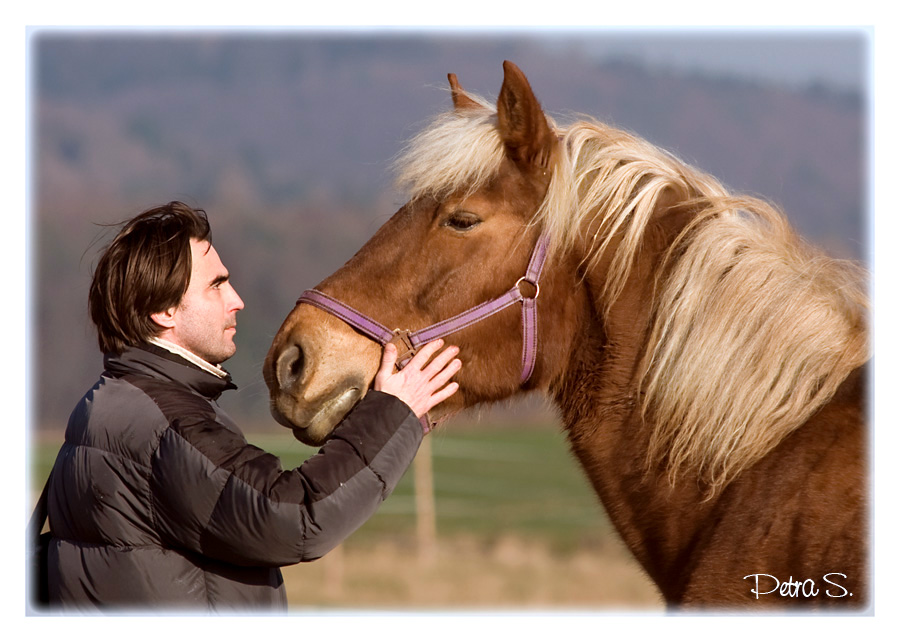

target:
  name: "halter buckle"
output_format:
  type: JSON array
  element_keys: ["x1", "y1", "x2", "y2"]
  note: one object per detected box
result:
[{"x1": 389, "y1": 329, "x2": 417, "y2": 370}]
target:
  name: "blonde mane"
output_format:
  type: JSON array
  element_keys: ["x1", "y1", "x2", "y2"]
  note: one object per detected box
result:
[{"x1": 394, "y1": 94, "x2": 870, "y2": 493}]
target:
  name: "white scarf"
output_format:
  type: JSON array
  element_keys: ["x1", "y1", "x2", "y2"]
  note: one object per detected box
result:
[{"x1": 148, "y1": 337, "x2": 229, "y2": 380}]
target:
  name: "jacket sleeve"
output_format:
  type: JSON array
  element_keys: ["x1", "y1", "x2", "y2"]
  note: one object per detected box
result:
[{"x1": 148, "y1": 390, "x2": 422, "y2": 566}]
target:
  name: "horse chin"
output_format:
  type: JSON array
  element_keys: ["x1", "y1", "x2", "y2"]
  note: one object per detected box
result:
[
  {"x1": 270, "y1": 386, "x2": 364, "y2": 446},
  {"x1": 428, "y1": 405, "x2": 462, "y2": 431}
]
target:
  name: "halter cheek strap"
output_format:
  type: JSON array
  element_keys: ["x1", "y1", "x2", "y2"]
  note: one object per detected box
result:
[{"x1": 297, "y1": 231, "x2": 551, "y2": 384}]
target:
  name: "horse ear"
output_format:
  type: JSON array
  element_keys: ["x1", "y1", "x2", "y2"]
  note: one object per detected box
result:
[
  {"x1": 496, "y1": 60, "x2": 556, "y2": 170},
  {"x1": 448, "y1": 73, "x2": 481, "y2": 112}
]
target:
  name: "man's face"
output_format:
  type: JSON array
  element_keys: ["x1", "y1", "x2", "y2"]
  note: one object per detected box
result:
[{"x1": 169, "y1": 239, "x2": 245, "y2": 365}]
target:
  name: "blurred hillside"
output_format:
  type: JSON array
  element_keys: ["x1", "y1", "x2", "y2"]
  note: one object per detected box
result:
[{"x1": 30, "y1": 33, "x2": 867, "y2": 431}]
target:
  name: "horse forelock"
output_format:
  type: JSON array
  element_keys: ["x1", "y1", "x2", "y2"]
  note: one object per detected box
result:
[
  {"x1": 393, "y1": 93, "x2": 869, "y2": 494},
  {"x1": 392, "y1": 100, "x2": 507, "y2": 202}
]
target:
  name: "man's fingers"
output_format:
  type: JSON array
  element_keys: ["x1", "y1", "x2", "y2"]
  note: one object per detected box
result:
[
  {"x1": 376, "y1": 343, "x2": 398, "y2": 382},
  {"x1": 428, "y1": 381, "x2": 459, "y2": 408},
  {"x1": 424, "y1": 357, "x2": 462, "y2": 392},
  {"x1": 405, "y1": 339, "x2": 444, "y2": 371},
  {"x1": 373, "y1": 339, "x2": 463, "y2": 420},
  {"x1": 420, "y1": 344, "x2": 460, "y2": 379}
]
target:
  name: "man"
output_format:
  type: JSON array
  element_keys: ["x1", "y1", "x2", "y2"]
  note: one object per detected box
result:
[{"x1": 45, "y1": 201, "x2": 461, "y2": 612}]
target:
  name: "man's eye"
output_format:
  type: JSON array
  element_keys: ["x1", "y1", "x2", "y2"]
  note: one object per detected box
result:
[{"x1": 442, "y1": 212, "x2": 482, "y2": 232}]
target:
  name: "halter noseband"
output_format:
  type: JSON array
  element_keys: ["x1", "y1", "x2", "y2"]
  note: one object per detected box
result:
[{"x1": 297, "y1": 231, "x2": 551, "y2": 385}]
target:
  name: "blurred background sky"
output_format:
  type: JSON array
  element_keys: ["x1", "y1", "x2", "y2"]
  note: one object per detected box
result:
[{"x1": 551, "y1": 30, "x2": 866, "y2": 91}]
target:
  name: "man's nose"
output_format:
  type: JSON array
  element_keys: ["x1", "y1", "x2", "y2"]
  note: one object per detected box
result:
[{"x1": 228, "y1": 284, "x2": 245, "y2": 311}]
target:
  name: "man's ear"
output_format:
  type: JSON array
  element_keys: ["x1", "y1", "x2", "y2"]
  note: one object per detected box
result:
[{"x1": 150, "y1": 307, "x2": 177, "y2": 330}]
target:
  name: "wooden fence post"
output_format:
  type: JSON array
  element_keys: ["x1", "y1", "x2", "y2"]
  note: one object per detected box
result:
[{"x1": 414, "y1": 436, "x2": 437, "y2": 564}]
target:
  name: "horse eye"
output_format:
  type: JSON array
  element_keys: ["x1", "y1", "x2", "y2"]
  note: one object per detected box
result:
[{"x1": 443, "y1": 212, "x2": 482, "y2": 232}]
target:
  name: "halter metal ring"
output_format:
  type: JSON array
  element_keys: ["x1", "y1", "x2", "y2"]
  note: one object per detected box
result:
[{"x1": 515, "y1": 276, "x2": 540, "y2": 300}]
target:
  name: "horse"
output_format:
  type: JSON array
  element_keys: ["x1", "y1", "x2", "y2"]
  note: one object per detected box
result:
[{"x1": 264, "y1": 61, "x2": 869, "y2": 609}]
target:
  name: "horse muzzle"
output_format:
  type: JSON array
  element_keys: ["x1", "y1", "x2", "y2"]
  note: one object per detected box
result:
[
  {"x1": 269, "y1": 380, "x2": 364, "y2": 446},
  {"x1": 264, "y1": 306, "x2": 381, "y2": 445}
]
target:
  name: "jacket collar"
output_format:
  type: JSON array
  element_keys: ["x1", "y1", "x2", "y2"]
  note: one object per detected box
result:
[
  {"x1": 147, "y1": 337, "x2": 230, "y2": 379},
  {"x1": 104, "y1": 344, "x2": 237, "y2": 400}
]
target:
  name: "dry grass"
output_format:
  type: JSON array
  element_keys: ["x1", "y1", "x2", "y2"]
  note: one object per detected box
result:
[{"x1": 282, "y1": 534, "x2": 663, "y2": 612}]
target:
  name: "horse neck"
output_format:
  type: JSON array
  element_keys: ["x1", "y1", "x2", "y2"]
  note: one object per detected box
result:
[{"x1": 550, "y1": 204, "x2": 715, "y2": 597}]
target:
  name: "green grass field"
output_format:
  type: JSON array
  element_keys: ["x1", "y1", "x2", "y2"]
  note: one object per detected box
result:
[
  {"x1": 33, "y1": 422, "x2": 612, "y2": 549},
  {"x1": 245, "y1": 424, "x2": 614, "y2": 551}
]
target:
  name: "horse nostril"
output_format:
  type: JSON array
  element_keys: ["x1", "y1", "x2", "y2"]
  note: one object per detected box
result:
[{"x1": 275, "y1": 344, "x2": 305, "y2": 389}]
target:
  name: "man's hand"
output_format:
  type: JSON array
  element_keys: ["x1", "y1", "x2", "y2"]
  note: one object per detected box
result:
[{"x1": 374, "y1": 339, "x2": 461, "y2": 421}]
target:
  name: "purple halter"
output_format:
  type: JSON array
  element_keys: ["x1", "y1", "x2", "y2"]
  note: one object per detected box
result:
[{"x1": 297, "y1": 231, "x2": 551, "y2": 384}]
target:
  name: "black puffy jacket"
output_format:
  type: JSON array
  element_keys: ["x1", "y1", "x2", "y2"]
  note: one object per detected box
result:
[{"x1": 47, "y1": 344, "x2": 422, "y2": 612}]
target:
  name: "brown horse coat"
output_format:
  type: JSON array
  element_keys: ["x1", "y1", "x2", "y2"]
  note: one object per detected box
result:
[{"x1": 265, "y1": 61, "x2": 869, "y2": 610}]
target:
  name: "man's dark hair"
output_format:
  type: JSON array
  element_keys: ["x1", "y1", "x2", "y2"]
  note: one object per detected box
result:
[{"x1": 88, "y1": 201, "x2": 211, "y2": 354}]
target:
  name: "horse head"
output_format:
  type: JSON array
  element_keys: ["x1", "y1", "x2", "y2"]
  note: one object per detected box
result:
[{"x1": 264, "y1": 61, "x2": 584, "y2": 445}]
